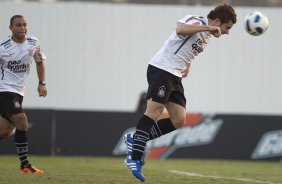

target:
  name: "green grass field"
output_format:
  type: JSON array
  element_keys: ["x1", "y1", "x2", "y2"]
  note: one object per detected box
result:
[{"x1": 0, "y1": 155, "x2": 281, "y2": 184}]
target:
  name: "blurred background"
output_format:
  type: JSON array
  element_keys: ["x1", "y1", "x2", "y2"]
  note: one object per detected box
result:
[
  {"x1": 7, "y1": 0, "x2": 282, "y2": 6},
  {"x1": 0, "y1": 0, "x2": 281, "y2": 161}
]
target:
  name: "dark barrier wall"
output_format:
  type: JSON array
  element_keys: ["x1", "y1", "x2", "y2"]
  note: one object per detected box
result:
[
  {"x1": 55, "y1": 111, "x2": 141, "y2": 156},
  {"x1": 0, "y1": 110, "x2": 141, "y2": 156},
  {"x1": 1, "y1": 110, "x2": 282, "y2": 161},
  {"x1": 167, "y1": 114, "x2": 282, "y2": 161},
  {"x1": 0, "y1": 109, "x2": 54, "y2": 155}
]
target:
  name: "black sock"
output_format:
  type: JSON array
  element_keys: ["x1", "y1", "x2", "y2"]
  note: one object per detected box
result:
[
  {"x1": 15, "y1": 129, "x2": 30, "y2": 169},
  {"x1": 148, "y1": 118, "x2": 176, "y2": 140},
  {"x1": 131, "y1": 115, "x2": 155, "y2": 160}
]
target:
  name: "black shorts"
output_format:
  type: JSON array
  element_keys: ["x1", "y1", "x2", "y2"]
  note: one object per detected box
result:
[
  {"x1": 0, "y1": 92, "x2": 24, "y2": 119},
  {"x1": 146, "y1": 65, "x2": 186, "y2": 108}
]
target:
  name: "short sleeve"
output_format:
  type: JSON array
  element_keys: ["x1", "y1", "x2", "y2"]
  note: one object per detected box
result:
[
  {"x1": 33, "y1": 45, "x2": 46, "y2": 62},
  {"x1": 177, "y1": 15, "x2": 206, "y2": 26}
]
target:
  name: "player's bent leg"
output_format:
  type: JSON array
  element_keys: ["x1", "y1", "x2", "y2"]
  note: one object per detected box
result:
[
  {"x1": 124, "y1": 99, "x2": 164, "y2": 181},
  {"x1": 0, "y1": 116, "x2": 14, "y2": 140},
  {"x1": 142, "y1": 101, "x2": 184, "y2": 141},
  {"x1": 166, "y1": 102, "x2": 186, "y2": 129},
  {"x1": 124, "y1": 99, "x2": 164, "y2": 162}
]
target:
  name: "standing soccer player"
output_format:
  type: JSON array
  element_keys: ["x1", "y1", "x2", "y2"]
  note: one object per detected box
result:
[
  {"x1": 0, "y1": 15, "x2": 47, "y2": 174},
  {"x1": 124, "y1": 2, "x2": 237, "y2": 181}
]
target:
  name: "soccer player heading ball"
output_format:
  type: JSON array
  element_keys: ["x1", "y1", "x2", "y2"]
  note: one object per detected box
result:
[
  {"x1": 123, "y1": 2, "x2": 237, "y2": 182},
  {"x1": 0, "y1": 15, "x2": 47, "y2": 174}
]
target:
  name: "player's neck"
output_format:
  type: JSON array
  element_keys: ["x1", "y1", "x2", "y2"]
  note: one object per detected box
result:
[{"x1": 11, "y1": 35, "x2": 26, "y2": 43}]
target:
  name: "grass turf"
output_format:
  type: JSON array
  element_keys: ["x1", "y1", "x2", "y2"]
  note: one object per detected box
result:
[{"x1": 0, "y1": 155, "x2": 281, "y2": 184}]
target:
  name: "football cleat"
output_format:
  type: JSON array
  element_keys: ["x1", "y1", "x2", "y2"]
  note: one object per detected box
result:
[
  {"x1": 124, "y1": 158, "x2": 145, "y2": 182},
  {"x1": 20, "y1": 165, "x2": 44, "y2": 174},
  {"x1": 123, "y1": 133, "x2": 145, "y2": 165}
]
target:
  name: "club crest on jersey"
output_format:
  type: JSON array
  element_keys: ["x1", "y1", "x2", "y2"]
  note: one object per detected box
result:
[
  {"x1": 157, "y1": 86, "x2": 166, "y2": 97},
  {"x1": 14, "y1": 100, "x2": 21, "y2": 109}
]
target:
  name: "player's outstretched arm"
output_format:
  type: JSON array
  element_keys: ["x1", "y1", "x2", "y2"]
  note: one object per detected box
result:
[{"x1": 176, "y1": 23, "x2": 221, "y2": 37}]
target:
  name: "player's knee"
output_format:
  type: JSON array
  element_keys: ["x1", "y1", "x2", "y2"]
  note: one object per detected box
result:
[
  {"x1": 145, "y1": 105, "x2": 165, "y2": 121},
  {"x1": 0, "y1": 121, "x2": 14, "y2": 139},
  {"x1": 16, "y1": 123, "x2": 28, "y2": 131},
  {"x1": 10, "y1": 114, "x2": 28, "y2": 130},
  {"x1": 171, "y1": 116, "x2": 186, "y2": 129}
]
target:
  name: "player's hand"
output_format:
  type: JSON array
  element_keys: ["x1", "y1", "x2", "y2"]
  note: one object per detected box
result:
[
  {"x1": 208, "y1": 26, "x2": 221, "y2": 37},
  {"x1": 38, "y1": 84, "x2": 47, "y2": 97},
  {"x1": 181, "y1": 67, "x2": 189, "y2": 78}
]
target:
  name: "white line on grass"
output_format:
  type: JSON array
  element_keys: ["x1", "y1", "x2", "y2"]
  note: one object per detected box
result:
[{"x1": 170, "y1": 170, "x2": 281, "y2": 184}]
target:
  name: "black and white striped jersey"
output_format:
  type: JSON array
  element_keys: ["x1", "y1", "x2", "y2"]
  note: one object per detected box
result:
[
  {"x1": 149, "y1": 15, "x2": 212, "y2": 77},
  {"x1": 0, "y1": 35, "x2": 46, "y2": 96}
]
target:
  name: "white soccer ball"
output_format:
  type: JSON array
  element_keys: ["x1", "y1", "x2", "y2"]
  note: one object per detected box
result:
[{"x1": 244, "y1": 11, "x2": 269, "y2": 36}]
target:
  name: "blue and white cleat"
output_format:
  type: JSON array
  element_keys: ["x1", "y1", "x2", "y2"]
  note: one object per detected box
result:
[
  {"x1": 124, "y1": 133, "x2": 146, "y2": 165},
  {"x1": 124, "y1": 158, "x2": 145, "y2": 182}
]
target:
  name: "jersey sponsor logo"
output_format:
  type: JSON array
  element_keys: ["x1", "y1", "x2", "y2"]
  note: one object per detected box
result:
[
  {"x1": 157, "y1": 86, "x2": 166, "y2": 97},
  {"x1": 251, "y1": 130, "x2": 282, "y2": 159},
  {"x1": 192, "y1": 38, "x2": 204, "y2": 55},
  {"x1": 7, "y1": 60, "x2": 30, "y2": 73},
  {"x1": 112, "y1": 114, "x2": 223, "y2": 159}
]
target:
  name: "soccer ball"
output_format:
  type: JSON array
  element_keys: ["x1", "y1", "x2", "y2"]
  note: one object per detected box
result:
[{"x1": 244, "y1": 11, "x2": 269, "y2": 36}]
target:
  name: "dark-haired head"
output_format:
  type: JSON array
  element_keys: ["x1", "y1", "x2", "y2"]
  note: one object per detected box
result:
[
  {"x1": 10, "y1": 15, "x2": 24, "y2": 26},
  {"x1": 9, "y1": 15, "x2": 27, "y2": 43},
  {"x1": 207, "y1": 2, "x2": 237, "y2": 24}
]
